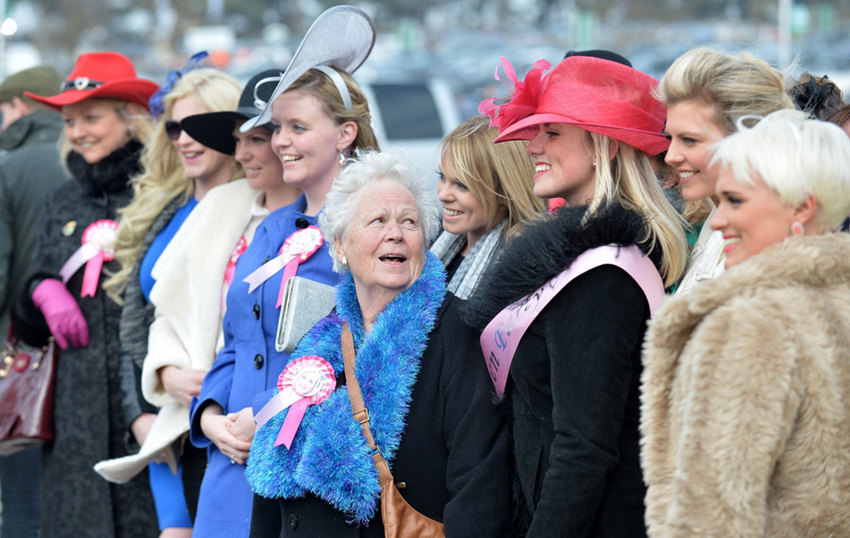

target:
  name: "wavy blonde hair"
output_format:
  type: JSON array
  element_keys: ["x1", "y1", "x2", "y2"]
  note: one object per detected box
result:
[
  {"x1": 103, "y1": 68, "x2": 242, "y2": 302},
  {"x1": 440, "y1": 116, "x2": 545, "y2": 241},
  {"x1": 586, "y1": 132, "x2": 689, "y2": 287}
]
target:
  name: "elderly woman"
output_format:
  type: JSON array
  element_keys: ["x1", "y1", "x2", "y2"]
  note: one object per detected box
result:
[
  {"x1": 247, "y1": 150, "x2": 512, "y2": 537},
  {"x1": 641, "y1": 109, "x2": 850, "y2": 537}
]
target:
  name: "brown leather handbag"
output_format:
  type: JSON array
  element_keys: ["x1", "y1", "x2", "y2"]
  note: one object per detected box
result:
[
  {"x1": 0, "y1": 325, "x2": 57, "y2": 456},
  {"x1": 341, "y1": 323, "x2": 445, "y2": 538}
]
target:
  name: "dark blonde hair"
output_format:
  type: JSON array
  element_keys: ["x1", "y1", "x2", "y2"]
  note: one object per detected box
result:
[
  {"x1": 440, "y1": 116, "x2": 544, "y2": 240},
  {"x1": 286, "y1": 66, "x2": 379, "y2": 154}
]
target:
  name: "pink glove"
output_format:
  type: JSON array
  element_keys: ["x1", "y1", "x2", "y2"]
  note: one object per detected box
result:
[{"x1": 31, "y1": 278, "x2": 90, "y2": 349}]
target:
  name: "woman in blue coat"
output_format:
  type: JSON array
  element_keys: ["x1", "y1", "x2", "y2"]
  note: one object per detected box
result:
[{"x1": 187, "y1": 58, "x2": 379, "y2": 536}]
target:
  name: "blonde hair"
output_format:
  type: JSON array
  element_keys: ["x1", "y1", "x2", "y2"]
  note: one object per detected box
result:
[
  {"x1": 587, "y1": 132, "x2": 688, "y2": 287},
  {"x1": 657, "y1": 47, "x2": 793, "y2": 132},
  {"x1": 59, "y1": 98, "x2": 154, "y2": 166},
  {"x1": 104, "y1": 68, "x2": 242, "y2": 302},
  {"x1": 714, "y1": 109, "x2": 850, "y2": 232},
  {"x1": 286, "y1": 66, "x2": 379, "y2": 154},
  {"x1": 657, "y1": 47, "x2": 794, "y2": 225},
  {"x1": 440, "y1": 116, "x2": 544, "y2": 240}
]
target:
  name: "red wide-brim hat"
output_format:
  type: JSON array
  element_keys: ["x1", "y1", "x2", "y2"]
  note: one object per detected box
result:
[
  {"x1": 493, "y1": 56, "x2": 669, "y2": 156},
  {"x1": 25, "y1": 51, "x2": 160, "y2": 112}
]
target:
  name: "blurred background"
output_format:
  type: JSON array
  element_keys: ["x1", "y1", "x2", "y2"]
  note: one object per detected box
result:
[{"x1": 1, "y1": 0, "x2": 847, "y2": 169}]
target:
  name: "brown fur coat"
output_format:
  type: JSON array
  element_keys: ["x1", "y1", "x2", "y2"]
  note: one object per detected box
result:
[{"x1": 641, "y1": 234, "x2": 850, "y2": 537}]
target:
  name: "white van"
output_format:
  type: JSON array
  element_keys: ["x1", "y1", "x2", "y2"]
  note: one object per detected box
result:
[{"x1": 358, "y1": 79, "x2": 462, "y2": 180}]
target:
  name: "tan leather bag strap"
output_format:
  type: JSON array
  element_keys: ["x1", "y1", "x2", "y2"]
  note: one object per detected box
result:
[{"x1": 342, "y1": 323, "x2": 394, "y2": 486}]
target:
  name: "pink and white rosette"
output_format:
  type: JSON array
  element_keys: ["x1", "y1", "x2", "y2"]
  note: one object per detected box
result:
[
  {"x1": 242, "y1": 225, "x2": 324, "y2": 307},
  {"x1": 59, "y1": 219, "x2": 119, "y2": 297},
  {"x1": 253, "y1": 355, "x2": 335, "y2": 449}
]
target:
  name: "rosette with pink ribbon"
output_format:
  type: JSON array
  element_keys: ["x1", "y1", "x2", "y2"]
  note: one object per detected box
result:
[
  {"x1": 479, "y1": 57, "x2": 552, "y2": 136},
  {"x1": 242, "y1": 225, "x2": 323, "y2": 307},
  {"x1": 59, "y1": 219, "x2": 119, "y2": 297},
  {"x1": 253, "y1": 355, "x2": 336, "y2": 449}
]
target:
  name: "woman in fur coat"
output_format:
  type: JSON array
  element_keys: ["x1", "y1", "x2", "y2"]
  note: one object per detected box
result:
[
  {"x1": 465, "y1": 54, "x2": 688, "y2": 536},
  {"x1": 641, "y1": 109, "x2": 850, "y2": 537},
  {"x1": 10, "y1": 52, "x2": 160, "y2": 537}
]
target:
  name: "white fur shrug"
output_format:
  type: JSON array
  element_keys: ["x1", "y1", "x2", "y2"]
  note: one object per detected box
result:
[
  {"x1": 94, "y1": 179, "x2": 260, "y2": 483},
  {"x1": 641, "y1": 233, "x2": 850, "y2": 537}
]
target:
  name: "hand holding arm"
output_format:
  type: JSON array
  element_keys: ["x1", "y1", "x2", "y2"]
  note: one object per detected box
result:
[
  {"x1": 31, "y1": 278, "x2": 89, "y2": 349},
  {"x1": 200, "y1": 403, "x2": 251, "y2": 464},
  {"x1": 227, "y1": 407, "x2": 256, "y2": 444},
  {"x1": 159, "y1": 366, "x2": 207, "y2": 408}
]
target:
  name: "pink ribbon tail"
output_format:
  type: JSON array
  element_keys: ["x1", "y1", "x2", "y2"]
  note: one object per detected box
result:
[
  {"x1": 243, "y1": 254, "x2": 290, "y2": 293},
  {"x1": 276, "y1": 259, "x2": 300, "y2": 308},
  {"x1": 59, "y1": 243, "x2": 98, "y2": 283},
  {"x1": 81, "y1": 252, "x2": 105, "y2": 297},
  {"x1": 275, "y1": 397, "x2": 309, "y2": 448},
  {"x1": 253, "y1": 390, "x2": 301, "y2": 430}
]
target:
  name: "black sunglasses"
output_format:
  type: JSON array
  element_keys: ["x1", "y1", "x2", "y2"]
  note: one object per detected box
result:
[{"x1": 164, "y1": 119, "x2": 182, "y2": 140}]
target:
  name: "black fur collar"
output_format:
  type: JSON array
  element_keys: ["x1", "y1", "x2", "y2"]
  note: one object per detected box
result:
[
  {"x1": 463, "y1": 203, "x2": 660, "y2": 329},
  {"x1": 66, "y1": 139, "x2": 143, "y2": 197}
]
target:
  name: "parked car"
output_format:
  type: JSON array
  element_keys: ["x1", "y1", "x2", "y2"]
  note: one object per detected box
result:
[{"x1": 358, "y1": 79, "x2": 462, "y2": 179}]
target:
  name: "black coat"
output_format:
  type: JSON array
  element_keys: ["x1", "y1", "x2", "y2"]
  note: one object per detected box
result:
[
  {"x1": 11, "y1": 142, "x2": 158, "y2": 538},
  {"x1": 250, "y1": 294, "x2": 514, "y2": 537},
  {"x1": 465, "y1": 204, "x2": 659, "y2": 538},
  {"x1": 0, "y1": 111, "x2": 66, "y2": 337}
]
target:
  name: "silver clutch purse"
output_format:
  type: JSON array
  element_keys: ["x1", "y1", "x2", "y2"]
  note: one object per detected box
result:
[{"x1": 275, "y1": 276, "x2": 337, "y2": 353}]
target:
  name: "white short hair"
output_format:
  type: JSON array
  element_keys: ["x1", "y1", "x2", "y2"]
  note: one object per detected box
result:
[
  {"x1": 319, "y1": 150, "x2": 441, "y2": 273},
  {"x1": 712, "y1": 108, "x2": 850, "y2": 231}
]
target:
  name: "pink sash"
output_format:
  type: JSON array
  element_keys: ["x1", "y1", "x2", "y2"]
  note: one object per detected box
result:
[{"x1": 480, "y1": 245, "x2": 665, "y2": 399}]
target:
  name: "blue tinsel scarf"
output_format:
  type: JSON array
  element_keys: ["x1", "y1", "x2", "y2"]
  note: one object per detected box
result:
[{"x1": 246, "y1": 253, "x2": 447, "y2": 524}]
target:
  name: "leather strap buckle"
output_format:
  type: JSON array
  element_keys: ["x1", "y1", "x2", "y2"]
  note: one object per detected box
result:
[{"x1": 353, "y1": 408, "x2": 370, "y2": 424}]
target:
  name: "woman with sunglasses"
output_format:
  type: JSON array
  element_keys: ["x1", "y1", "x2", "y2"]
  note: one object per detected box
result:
[
  {"x1": 100, "y1": 63, "x2": 241, "y2": 537},
  {"x1": 10, "y1": 51, "x2": 160, "y2": 538},
  {"x1": 100, "y1": 69, "x2": 301, "y2": 537}
]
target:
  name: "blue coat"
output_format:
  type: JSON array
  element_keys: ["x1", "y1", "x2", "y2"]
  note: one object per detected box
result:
[{"x1": 189, "y1": 195, "x2": 340, "y2": 537}]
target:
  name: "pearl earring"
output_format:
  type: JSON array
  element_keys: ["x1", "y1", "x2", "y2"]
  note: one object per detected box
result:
[
  {"x1": 338, "y1": 152, "x2": 346, "y2": 165},
  {"x1": 341, "y1": 255, "x2": 348, "y2": 266}
]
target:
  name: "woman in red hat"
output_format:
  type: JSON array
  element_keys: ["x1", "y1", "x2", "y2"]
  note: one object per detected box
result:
[
  {"x1": 10, "y1": 51, "x2": 160, "y2": 537},
  {"x1": 466, "y1": 54, "x2": 688, "y2": 536}
]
